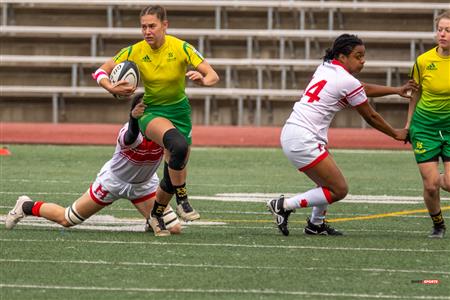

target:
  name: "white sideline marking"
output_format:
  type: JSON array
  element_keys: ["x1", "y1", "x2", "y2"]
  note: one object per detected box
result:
[
  {"x1": 0, "y1": 284, "x2": 448, "y2": 299},
  {"x1": 0, "y1": 214, "x2": 431, "y2": 233},
  {"x1": 2, "y1": 192, "x2": 447, "y2": 204},
  {"x1": 1, "y1": 238, "x2": 448, "y2": 253},
  {"x1": 0, "y1": 215, "x2": 225, "y2": 232},
  {"x1": 0, "y1": 215, "x2": 432, "y2": 232},
  {"x1": 0, "y1": 206, "x2": 433, "y2": 218},
  {"x1": 190, "y1": 193, "x2": 450, "y2": 204},
  {"x1": 1, "y1": 258, "x2": 448, "y2": 275}
]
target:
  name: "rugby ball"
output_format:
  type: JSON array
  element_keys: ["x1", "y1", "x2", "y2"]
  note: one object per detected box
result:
[{"x1": 109, "y1": 61, "x2": 140, "y2": 100}]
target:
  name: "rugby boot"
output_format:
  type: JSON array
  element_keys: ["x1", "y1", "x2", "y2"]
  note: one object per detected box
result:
[
  {"x1": 267, "y1": 195, "x2": 293, "y2": 236},
  {"x1": 5, "y1": 195, "x2": 32, "y2": 229}
]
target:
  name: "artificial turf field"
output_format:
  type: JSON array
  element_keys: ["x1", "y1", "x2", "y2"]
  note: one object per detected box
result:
[{"x1": 0, "y1": 145, "x2": 449, "y2": 300}]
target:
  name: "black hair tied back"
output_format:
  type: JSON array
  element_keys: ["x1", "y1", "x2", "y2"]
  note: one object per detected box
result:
[
  {"x1": 323, "y1": 34, "x2": 363, "y2": 62},
  {"x1": 323, "y1": 48, "x2": 334, "y2": 62}
]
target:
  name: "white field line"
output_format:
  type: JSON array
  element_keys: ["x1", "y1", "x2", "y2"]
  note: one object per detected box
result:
[
  {"x1": 0, "y1": 206, "x2": 431, "y2": 218},
  {"x1": 0, "y1": 215, "x2": 225, "y2": 232},
  {"x1": 190, "y1": 193, "x2": 450, "y2": 204},
  {"x1": 1, "y1": 238, "x2": 448, "y2": 253},
  {"x1": 0, "y1": 284, "x2": 448, "y2": 299},
  {"x1": 0, "y1": 179, "x2": 425, "y2": 192},
  {"x1": 1, "y1": 192, "x2": 448, "y2": 204},
  {"x1": 1, "y1": 258, "x2": 449, "y2": 275},
  {"x1": 0, "y1": 207, "x2": 435, "y2": 219},
  {"x1": 0, "y1": 215, "x2": 431, "y2": 233}
]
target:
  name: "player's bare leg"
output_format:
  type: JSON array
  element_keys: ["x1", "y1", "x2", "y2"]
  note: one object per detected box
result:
[
  {"x1": 267, "y1": 154, "x2": 345, "y2": 236},
  {"x1": 418, "y1": 162, "x2": 446, "y2": 238},
  {"x1": 5, "y1": 190, "x2": 103, "y2": 229},
  {"x1": 299, "y1": 155, "x2": 346, "y2": 236},
  {"x1": 440, "y1": 162, "x2": 450, "y2": 192},
  {"x1": 145, "y1": 117, "x2": 199, "y2": 222}
]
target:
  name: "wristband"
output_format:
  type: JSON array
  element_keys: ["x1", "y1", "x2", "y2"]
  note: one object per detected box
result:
[{"x1": 92, "y1": 68, "x2": 109, "y2": 85}]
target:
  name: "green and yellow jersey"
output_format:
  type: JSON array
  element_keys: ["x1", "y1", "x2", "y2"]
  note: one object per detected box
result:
[
  {"x1": 113, "y1": 35, "x2": 204, "y2": 106},
  {"x1": 410, "y1": 46, "x2": 450, "y2": 125}
]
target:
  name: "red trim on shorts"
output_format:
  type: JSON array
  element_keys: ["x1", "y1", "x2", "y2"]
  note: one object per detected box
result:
[
  {"x1": 89, "y1": 184, "x2": 111, "y2": 206},
  {"x1": 131, "y1": 191, "x2": 157, "y2": 204},
  {"x1": 322, "y1": 187, "x2": 333, "y2": 204},
  {"x1": 31, "y1": 201, "x2": 44, "y2": 217},
  {"x1": 299, "y1": 151, "x2": 329, "y2": 172}
]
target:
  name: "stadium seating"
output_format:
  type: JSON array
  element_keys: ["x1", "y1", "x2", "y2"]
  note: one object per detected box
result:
[{"x1": 1, "y1": 0, "x2": 449, "y2": 126}]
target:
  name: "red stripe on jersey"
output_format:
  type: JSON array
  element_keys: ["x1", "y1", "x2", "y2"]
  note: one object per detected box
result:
[
  {"x1": 31, "y1": 201, "x2": 45, "y2": 217},
  {"x1": 338, "y1": 97, "x2": 349, "y2": 108},
  {"x1": 339, "y1": 97, "x2": 349, "y2": 104},
  {"x1": 322, "y1": 187, "x2": 333, "y2": 204},
  {"x1": 120, "y1": 139, "x2": 163, "y2": 164},
  {"x1": 347, "y1": 85, "x2": 364, "y2": 98},
  {"x1": 299, "y1": 151, "x2": 329, "y2": 172},
  {"x1": 131, "y1": 191, "x2": 157, "y2": 204}
]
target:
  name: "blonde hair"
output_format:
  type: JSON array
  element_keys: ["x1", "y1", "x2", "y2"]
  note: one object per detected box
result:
[{"x1": 435, "y1": 10, "x2": 450, "y2": 28}]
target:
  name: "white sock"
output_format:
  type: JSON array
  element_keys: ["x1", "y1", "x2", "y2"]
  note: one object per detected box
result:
[
  {"x1": 284, "y1": 187, "x2": 332, "y2": 210},
  {"x1": 310, "y1": 204, "x2": 328, "y2": 225}
]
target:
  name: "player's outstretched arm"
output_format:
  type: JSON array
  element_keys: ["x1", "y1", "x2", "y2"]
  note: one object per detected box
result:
[
  {"x1": 404, "y1": 87, "x2": 421, "y2": 129},
  {"x1": 362, "y1": 80, "x2": 418, "y2": 99},
  {"x1": 355, "y1": 101, "x2": 408, "y2": 141},
  {"x1": 123, "y1": 101, "x2": 146, "y2": 145}
]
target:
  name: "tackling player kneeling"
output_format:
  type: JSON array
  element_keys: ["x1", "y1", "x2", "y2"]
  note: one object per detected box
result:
[{"x1": 5, "y1": 94, "x2": 181, "y2": 236}]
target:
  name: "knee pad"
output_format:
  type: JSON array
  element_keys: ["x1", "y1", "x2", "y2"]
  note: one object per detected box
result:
[
  {"x1": 159, "y1": 162, "x2": 175, "y2": 194},
  {"x1": 159, "y1": 176, "x2": 174, "y2": 194},
  {"x1": 163, "y1": 206, "x2": 180, "y2": 230},
  {"x1": 64, "y1": 203, "x2": 85, "y2": 226},
  {"x1": 163, "y1": 128, "x2": 188, "y2": 170}
]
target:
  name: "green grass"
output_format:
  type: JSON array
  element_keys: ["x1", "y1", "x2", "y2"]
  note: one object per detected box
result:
[{"x1": 0, "y1": 145, "x2": 449, "y2": 299}]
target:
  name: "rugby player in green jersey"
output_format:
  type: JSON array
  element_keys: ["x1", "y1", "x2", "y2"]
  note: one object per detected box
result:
[
  {"x1": 406, "y1": 10, "x2": 450, "y2": 238},
  {"x1": 94, "y1": 5, "x2": 219, "y2": 235}
]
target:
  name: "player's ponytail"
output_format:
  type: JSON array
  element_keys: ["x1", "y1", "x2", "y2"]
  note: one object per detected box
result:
[
  {"x1": 323, "y1": 48, "x2": 334, "y2": 61},
  {"x1": 323, "y1": 34, "x2": 363, "y2": 62}
]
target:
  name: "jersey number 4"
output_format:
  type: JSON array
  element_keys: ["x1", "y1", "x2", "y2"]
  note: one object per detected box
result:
[{"x1": 305, "y1": 80, "x2": 327, "y2": 102}]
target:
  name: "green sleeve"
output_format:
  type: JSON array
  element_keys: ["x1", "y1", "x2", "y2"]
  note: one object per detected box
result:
[{"x1": 182, "y1": 42, "x2": 204, "y2": 68}]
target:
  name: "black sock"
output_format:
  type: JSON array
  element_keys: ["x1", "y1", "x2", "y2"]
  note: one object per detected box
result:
[
  {"x1": 151, "y1": 201, "x2": 167, "y2": 217},
  {"x1": 174, "y1": 183, "x2": 188, "y2": 205},
  {"x1": 22, "y1": 201, "x2": 35, "y2": 215},
  {"x1": 430, "y1": 210, "x2": 445, "y2": 228}
]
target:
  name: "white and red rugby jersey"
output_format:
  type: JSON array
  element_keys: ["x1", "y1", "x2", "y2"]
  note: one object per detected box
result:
[
  {"x1": 286, "y1": 59, "x2": 368, "y2": 143},
  {"x1": 108, "y1": 123, "x2": 164, "y2": 184}
]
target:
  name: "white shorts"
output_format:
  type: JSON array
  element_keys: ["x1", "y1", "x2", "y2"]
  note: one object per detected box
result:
[
  {"x1": 89, "y1": 164, "x2": 159, "y2": 206},
  {"x1": 280, "y1": 123, "x2": 329, "y2": 172}
]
